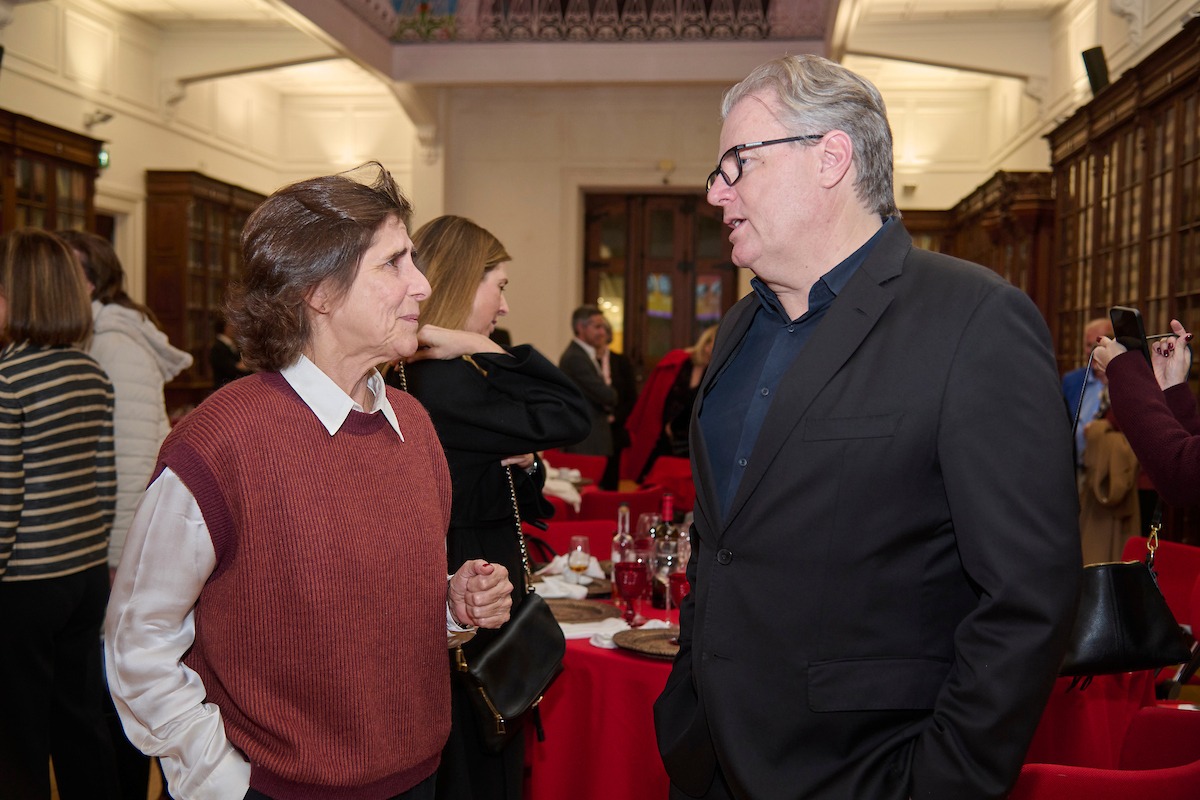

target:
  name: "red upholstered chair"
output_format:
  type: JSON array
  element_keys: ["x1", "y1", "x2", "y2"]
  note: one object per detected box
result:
[
  {"x1": 578, "y1": 486, "x2": 664, "y2": 523},
  {"x1": 545, "y1": 493, "x2": 576, "y2": 523},
  {"x1": 642, "y1": 456, "x2": 695, "y2": 512},
  {"x1": 1119, "y1": 538, "x2": 1200, "y2": 626},
  {"x1": 543, "y1": 448, "x2": 606, "y2": 485},
  {"x1": 1010, "y1": 706, "x2": 1200, "y2": 800}
]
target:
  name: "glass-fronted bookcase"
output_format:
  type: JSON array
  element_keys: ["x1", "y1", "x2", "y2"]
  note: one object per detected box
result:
[
  {"x1": 0, "y1": 108, "x2": 101, "y2": 235},
  {"x1": 145, "y1": 171, "x2": 265, "y2": 408}
]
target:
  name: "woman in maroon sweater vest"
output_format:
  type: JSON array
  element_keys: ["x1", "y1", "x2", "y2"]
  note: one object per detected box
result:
[
  {"x1": 105, "y1": 165, "x2": 514, "y2": 800},
  {"x1": 1093, "y1": 318, "x2": 1200, "y2": 508}
]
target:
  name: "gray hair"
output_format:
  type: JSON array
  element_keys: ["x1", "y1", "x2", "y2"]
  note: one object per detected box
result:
[{"x1": 722, "y1": 55, "x2": 897, "y2": 217}]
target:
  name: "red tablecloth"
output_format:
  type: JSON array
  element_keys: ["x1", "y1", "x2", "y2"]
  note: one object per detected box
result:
[
  {"x1": 527, "y1": 614, "x2": 1157, "y2": 797},
  {"x1": 527, "y1": 616, "x2": 677, "y2": 800}
]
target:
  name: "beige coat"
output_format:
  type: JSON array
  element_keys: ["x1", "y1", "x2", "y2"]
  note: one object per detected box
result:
[{"x1": 1080, "y1": 418, "x2": 1142, "y2": 564}]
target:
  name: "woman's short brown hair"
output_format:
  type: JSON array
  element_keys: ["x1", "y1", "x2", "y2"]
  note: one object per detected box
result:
[
  {"x1": 0, "y1": 228, "x2": 92, "y2": 347},
  {"x1": 226, "y1": 163, "x2": 413, "y2": 371},
  {"x1": 412, "y1": 216, "x2": 510, "y2": 331}
]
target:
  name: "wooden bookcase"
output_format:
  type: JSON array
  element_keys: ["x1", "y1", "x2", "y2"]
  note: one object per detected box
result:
[
  {"x1": 899, "y1": 172, "x2": 1055, "y2": 328},
  {"x1": 0, "y1": 108, "x2": 102, "y2": 234},
  {"x1": 1048, "y1": 17, "x2": 1200, "y2": 375},
  {"x1": 145, "y1": 171, "x2": 265, "y2": 408}
]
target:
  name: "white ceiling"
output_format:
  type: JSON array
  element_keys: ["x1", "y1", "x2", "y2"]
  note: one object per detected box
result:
[
  {"x1": 97, "y1": 0, "x2": 286, "y2": 23},
  {"x1": 858, "y1": 0, "x2": 1064, "y2": 23}
]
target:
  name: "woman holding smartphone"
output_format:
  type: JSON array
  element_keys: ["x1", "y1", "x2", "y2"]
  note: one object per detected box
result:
[{"x1": 1093, "y1": 318, "x2": 1199, "y2": 507}]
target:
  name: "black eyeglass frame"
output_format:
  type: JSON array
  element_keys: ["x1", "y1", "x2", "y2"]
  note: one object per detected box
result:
[{"x1": 705, "y1": 134, "x2": 825, "y2": 192}]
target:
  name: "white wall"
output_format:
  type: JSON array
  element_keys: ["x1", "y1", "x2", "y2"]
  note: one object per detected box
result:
[
  {"x1": 443, "y1": 85, "x2": 729, "y2": 357},
  {"x1": 0, "y1": 0, "x2": 416, "y2": 304}
]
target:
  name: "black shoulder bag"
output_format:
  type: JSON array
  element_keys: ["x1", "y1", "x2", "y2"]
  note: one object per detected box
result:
[
  {"x1": 1059, "y1": 349, "x2": 1193, "y2": 684},
  {"x1": 453, "y1": 466, "x2": 566, "y2": 753}
]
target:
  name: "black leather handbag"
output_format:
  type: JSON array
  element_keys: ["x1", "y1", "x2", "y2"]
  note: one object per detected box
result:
[
  {"x1": 1060, "y1": 511, "x2": 1193, "y2": 681},
  {"x1": 1061, "y1": 357, "x2": 1193, "y2": 683},
  {"x1": 453, "y1": 466, "x2": 565, "y2": 754}
]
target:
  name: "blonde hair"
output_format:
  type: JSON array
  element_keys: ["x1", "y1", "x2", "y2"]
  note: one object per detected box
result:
[
  {"x1": 0, "y1": 228, "x2": 92, "y2": 347},
  {"x1": 414, "y1": 216, "x2": 510, "y2": 331},
  {"x1": 686, "y1": 326, "x2": 719, "y2": 360}
]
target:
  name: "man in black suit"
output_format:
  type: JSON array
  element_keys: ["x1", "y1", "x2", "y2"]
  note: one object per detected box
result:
[
  {"x1": 653, "y1": 55, "x2": 1081, "y2": 800},
  {"x1": 558, "y1": 305, "x2": 617, "y2": 457},
  {"x1": 602, "y1": 319, "x2": 638, "y2": 490}
]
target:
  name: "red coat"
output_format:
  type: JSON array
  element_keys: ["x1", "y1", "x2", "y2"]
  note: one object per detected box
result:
[{"x1": 621, "y1": 349, "x2": 690, "y2": 481}]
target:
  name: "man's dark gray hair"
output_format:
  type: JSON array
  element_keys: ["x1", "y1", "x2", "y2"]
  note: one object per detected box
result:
[
  {"x1": 571, "y1": 305, "x2": 603, "y2": 332},
  {"x1": 722, "y1": 55, "x2": 898, "y2": 218}
]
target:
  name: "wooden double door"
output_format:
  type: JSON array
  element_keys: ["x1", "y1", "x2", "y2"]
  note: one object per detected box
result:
[{"x1": 584, "y1": 193, "x2": 737, "y2": 382}]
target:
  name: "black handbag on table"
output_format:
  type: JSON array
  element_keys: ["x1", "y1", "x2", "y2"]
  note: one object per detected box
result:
[{"x1": 453, "y1": 466, "x2": 566, "y2": 754}]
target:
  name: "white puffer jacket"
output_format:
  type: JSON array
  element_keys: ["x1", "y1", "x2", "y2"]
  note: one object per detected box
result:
[{"x1": 89, "y1": 301, "x2": 193, "y2": 567}]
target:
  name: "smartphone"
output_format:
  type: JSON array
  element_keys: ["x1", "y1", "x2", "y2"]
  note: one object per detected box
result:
[{"x1": 1110, "y1": 306, "x2": 1152, "y2": 364}]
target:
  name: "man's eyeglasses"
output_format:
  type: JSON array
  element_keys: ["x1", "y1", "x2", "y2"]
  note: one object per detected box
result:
[{"x1": 705, "y1": 135, "x2": 825, "y2": 192}]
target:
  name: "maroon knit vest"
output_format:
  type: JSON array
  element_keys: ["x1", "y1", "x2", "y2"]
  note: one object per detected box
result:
[{"x1": 155, "y1": 372, "x2": 452, "y2": 800}]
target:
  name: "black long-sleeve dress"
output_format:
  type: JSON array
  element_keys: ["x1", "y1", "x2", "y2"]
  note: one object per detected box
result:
[{"x1": 388, "y1": 344, "x2": 590, "y2": 800}]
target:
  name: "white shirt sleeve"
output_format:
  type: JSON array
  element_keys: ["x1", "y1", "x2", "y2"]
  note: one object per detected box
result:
[
  {"x1": 104, "y1": 469, "x2": 251, "y2": 800},
  {"x1": 105, "y1": 469, "x2": 477, "y2": 797}
]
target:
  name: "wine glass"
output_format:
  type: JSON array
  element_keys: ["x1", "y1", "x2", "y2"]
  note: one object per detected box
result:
[
  {"x1": 669, "y1": 571, "x2": 690, "y2": 607},
  {"x1": 614, "y1": 557, "x2": 648, "y2": 626},
  {"x1": 567, "y1": 535, "x2": 590, "y2": 581}
]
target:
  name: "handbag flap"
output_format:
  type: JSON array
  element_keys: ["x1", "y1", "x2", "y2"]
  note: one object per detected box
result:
[{"x1": 464, "y1": 592, "x2": 566, "y2": 718}]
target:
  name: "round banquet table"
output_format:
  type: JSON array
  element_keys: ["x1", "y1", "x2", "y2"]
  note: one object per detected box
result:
[{"x1": 527, "y1": 611, "x2": 677, "y2": 800}]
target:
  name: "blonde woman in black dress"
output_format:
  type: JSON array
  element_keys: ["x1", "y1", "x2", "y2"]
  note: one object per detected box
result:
[{"x1": 388, "y1": 215, "x2": 590, "y2": 800}]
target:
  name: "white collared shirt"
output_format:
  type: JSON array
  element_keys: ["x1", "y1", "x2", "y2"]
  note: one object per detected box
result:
[
  {"x1": 104, "y1": 359, "x2": 469, "y2": 800},
  {"x1": 573, "y1": 338, "x2": 611, "y2": 385}
]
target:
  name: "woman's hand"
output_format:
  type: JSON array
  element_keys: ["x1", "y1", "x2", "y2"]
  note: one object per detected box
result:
[
  {"x1": 500, "y1": 453, "x2": 535, "y2": 471},
  {"x1": 448, "y1": 560, "x2": 513, "y2": 629},
  {"x1": 1092, "y1": 336, "x2": 1126, "y2": 385},
  {"x1": 409, "y1": 325, "x2": 505, "y2": 362},
  {"x1": 1151, "y1": 319, "x2": 1193, "y2": 391}
]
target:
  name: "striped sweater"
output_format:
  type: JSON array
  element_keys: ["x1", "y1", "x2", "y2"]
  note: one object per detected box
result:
[{"x1": 0, "y1": 342, "x2": 116, "y2": 581}]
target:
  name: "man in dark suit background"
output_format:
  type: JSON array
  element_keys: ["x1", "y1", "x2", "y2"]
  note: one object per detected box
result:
[
  {"x1": 602, "y1": 318, "x2": 638, "y2": 490},
  {"x1": 559, "y1": 305, "x2": 617, "y2": 458},
  {"x1": 653, "y1": 55, "x2": 1081, "y2": 800}
]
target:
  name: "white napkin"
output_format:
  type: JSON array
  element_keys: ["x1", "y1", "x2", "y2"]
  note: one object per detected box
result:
[
  {"x1": 533, "y1": 575, "x2": 588, "y2": 600},
  {"x1": 559, "y1": 616, "x2": 629, "y2": 640},
  {"x1": 535, "y1": 554, "x2": 606, "y2": 582},
  {"x1": 588, "y1": 618, "x2": 673, "y2": 649},
  {"x1": 540, "y1": 477, "x2": 582, "y2": 512}
]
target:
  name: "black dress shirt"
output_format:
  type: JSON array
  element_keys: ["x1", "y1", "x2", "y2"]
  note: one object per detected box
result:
[{"x1": 700, "y1": 218, "x2": 893, "y2": 518}]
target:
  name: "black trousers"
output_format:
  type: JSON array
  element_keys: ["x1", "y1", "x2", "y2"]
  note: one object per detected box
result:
[
  {"x1": 0, "y1": 564, "x2": 120, "y2": 800},
  {"x1": 245, "y1": 772, "x2": 435, "y2": 800}
]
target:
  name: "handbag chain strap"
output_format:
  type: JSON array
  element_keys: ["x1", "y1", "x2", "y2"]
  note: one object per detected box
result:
[
  {"x1": 1146, "y1": 497, "x2": 1165, "y2": 571},
  {"x1": 506, "y1": 466, "x2": 536, "y2": 595}
]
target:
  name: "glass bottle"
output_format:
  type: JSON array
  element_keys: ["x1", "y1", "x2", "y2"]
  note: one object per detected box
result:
[
  {"x1": 611, "y1": 502, "x2": 633, "y2": 592},
  {"x1": 650, "y1": 493, "x2": 679, "y2": 610}
]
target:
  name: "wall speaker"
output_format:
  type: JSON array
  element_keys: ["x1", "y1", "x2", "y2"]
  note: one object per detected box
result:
[{"x1": 1082, "y1": 47, "x2": 1110, "y2": 96}]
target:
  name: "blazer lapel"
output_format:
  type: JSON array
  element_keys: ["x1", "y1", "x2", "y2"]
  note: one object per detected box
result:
[
  {"x1": 690, "y1": 294, "x2": 759, "y2": 538},
  {"x1": 720, "y1": 224, "x2": 911, "y2": 532}
]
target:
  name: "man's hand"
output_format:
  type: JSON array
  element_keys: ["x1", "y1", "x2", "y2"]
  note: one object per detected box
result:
[{"x1": 449, "y1": 560, "x2": 513, "y2": 629}]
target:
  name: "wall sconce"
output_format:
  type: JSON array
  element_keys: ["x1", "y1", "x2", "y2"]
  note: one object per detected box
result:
[
  {"x1": 83, "y1": 109, "x2": 114, "y2": 132},
  {"x1": 658, "y1": 159, "x2": 676, "y2": 185}
]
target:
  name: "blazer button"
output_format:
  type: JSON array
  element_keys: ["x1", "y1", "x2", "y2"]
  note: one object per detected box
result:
[{"x1": 716, "y1": 549, "x2": 733, "y2": 565}]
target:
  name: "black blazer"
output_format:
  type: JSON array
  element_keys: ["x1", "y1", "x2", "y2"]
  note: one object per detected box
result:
[
  {"x1": 654, "y1": 222, "x2": 1081, "y2": 800},
  {"x1": 558, "y1": 340, "x2": 616, "y2": 456}
]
